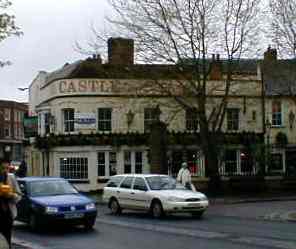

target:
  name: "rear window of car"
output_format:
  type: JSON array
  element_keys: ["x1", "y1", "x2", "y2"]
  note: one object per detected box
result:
[
  {"x1": 106, "y1": 176, "x2": 124, "y2": 187},
  {"x1": 120, "y1": 177, "x2": 134, "y2": 189}
]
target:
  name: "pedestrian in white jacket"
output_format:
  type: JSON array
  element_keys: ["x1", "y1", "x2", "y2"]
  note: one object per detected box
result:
[{"x1": 177, "y1": 162, "x2": 193, "y2": 190}]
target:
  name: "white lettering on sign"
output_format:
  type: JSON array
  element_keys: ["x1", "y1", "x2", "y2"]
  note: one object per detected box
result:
[{"x1": 58, "y1": 79, "x2": 113, "y2": 94}]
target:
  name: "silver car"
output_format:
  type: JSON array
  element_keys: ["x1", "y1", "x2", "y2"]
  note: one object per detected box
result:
[{"x1": 103, "y1": 174, "x2": 209, "y2": 218}]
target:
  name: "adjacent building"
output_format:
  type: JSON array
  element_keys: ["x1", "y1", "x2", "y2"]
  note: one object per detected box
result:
[{"x1": 0, "y1": 100, "x2": 27, "y2": 162}]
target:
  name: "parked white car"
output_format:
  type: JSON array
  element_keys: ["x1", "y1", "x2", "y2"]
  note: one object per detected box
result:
[{"x1": 103, "y1": 174, "x2": 209, "y2": 218}]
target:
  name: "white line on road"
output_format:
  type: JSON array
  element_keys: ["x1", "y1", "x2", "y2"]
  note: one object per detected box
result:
[{"x1": 97, "y1": 217, "x2": 296, "y2": 249}]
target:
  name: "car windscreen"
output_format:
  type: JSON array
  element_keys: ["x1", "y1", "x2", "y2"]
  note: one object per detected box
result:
[
  {"x1": 145, "y1": 176, "x2": 186, "y2": 190},
  {"x1": 29, "y1": 180, "x2": 78, "y2": 197}
]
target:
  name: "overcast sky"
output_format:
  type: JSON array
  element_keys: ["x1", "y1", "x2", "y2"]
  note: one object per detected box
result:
[{"x1": 0, "y1": 0, "x2": 111, "y2": 102}]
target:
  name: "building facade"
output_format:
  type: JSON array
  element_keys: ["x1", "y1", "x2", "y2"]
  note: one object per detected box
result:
[
  {"x1": 27, "y1": 38, "x2": 268, "y2": 191},
  {"x1": 0, "y1": 100, "x2": 27, "y2": 162}
]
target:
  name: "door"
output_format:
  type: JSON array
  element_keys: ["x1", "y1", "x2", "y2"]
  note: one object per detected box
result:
[
  {"x1": 131, "y1": 177, "x2": 150, "y2": 210},
  {"x1": 118, "y1": 176, "x2": 134, "y2": 208}
]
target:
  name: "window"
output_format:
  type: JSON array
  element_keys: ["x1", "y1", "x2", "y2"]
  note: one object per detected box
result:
[
  {"x1": 44, "y1": 113, "x2": 50, "y2": 134},
  {"x1": 135, "y1": 152, "x2": 143, "y2": 173},
  {"x1": 63, "y1": 109, "x2": 74, "y2": 132},
  {"x1": 107, "y1": 176, "x2": 124, "y2": 187},
  {"x1": 133, "y1": 177, "x2": 147, "y2": 191},
  {"x1": 124, "y1": 151, "x2": 132, "y2": 173},
  {"x1": 224, "y1": 149, "x2": 237, "y2": 174},
  {"x1": 186, "y1": 108, "x2": 198, "y2": 131},
  {"x1": 98, "y1": 108, "x2": 112, "y2": 131},
  {"x1": 227, "y1": 108, "x2": 239, "y2": 131},
  {"x1": 120, "y1": 177, "x2": 134, "y2": 189},
  {"x1": 4, "y1": 109, "x2": 10, "y2": 121},
  {"x1": 60, "y1": 157, "x2": 88, "y2": 180},
  {"x1": 144, "y1": 108, "x2": 160, "y2": 132},
  {"x1": 252, "y1": 111, "x2": 256, "y2": 121},
  {"x1": 272, "y1": 101, "x2": 282, "y2": 126},
  {"x1": 4, "y1": 125, "x2": 10, "y2": 137},
  {"x1": 97, "y1": 152, "x2": 105, "y2": 176},
  {"x1": 109, "y1": 152, "x2": 117, "y2": 176}
]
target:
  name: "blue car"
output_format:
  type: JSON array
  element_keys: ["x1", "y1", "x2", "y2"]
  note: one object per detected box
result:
[{"x1": 16, "y1": 177, "x2": 97, "y2": 231}]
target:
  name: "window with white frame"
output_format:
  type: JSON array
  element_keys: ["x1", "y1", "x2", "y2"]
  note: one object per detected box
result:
[
  {"x1": 272, "y1": 101, "x2": 282, "y2": 126},
  {"x1": 4, "y1": 108, "x2": 10, "y2": 121},
  {"x1": 109, "y1": 152, "x2": 117, "y2": 176},
  {"x1": 124, "y1": 151, "x2": 132, "y2": 173},
  {"x1": 4, "y1": 125, "x2": 10, "y2": 137},
  {"x1": 97, "y1": 152, "x2": 105, "y2": 176},
  {"x1": 144, "y1": 108, "x2": 160, "y2": 132},
  {"x1": 97, "y1": 151, "x2": 117, "y2": 177},
  {"x1": 44, "y1": 113, "x2": 50, "y2": 134},
  {"x1": 63, "y1": 109, "x2": 74, "y2": 133},
  {"x1": 60, "y1": 157, "x2": 88, "y2": 180},
  {"x1": 135, "y1": 152, "x2": 143, "y2": 173},
  {"x1": 227, "y1": 108, "x2": 239, "y2": 131},
  {"x1": 98, "y1": 108, "x2": 112, "y2": 131},
  {"x1": 186, "y1": 108, "x2": 199, "y2": 131}
]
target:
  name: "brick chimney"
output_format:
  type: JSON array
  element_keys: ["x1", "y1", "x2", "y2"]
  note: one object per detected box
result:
[
  {"x1": 210, "y1": 54, "x2": 222, "y2": 80},
  {"x1": 264, "y1": 46, "x2": 277, "y2": 62},
  {"x1": 108, "y1": 37, "x2": 134, "y2": 65}
]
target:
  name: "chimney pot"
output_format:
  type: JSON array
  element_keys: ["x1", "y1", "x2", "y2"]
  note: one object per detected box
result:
[{"x1": 108, "y1": 37, "x2": 134, "y2": 65}]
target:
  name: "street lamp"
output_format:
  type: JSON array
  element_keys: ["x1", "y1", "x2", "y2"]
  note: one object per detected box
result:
[
  {"x1": 265, "y1": 119, "x2": 272, "y2": 174},
  {"x1": 18, "y1": 87, "x2": 29, "y2": 91}
]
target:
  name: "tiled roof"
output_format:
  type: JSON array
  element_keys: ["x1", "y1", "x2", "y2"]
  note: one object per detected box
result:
[{"x1": 262, "y1": 60, "x2": 296, "y2": 96}]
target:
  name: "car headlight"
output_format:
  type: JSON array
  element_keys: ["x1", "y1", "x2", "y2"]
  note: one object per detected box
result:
[
  {"x1": 85, "y1": 203, "x2": 96, "y2": 210},
  {"x1": 45, "y1": 206, "x2": 58, "y2": 214},
  {"x1": 168, "y1": 196, "x2": 184, "y2": 202},
  {"x1": 200, "y1": 195, "x2": 208, "y2": 201}
]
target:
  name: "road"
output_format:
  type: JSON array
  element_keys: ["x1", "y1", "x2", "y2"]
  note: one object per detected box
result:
[{"x1": 13, "y1": 201, "x2": 296, "y2": 249}]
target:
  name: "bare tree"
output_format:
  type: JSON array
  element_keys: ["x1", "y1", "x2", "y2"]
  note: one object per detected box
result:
[
  {"x1": 0, "y1": 0, "x2": 22, "y2": 66},
  {"x1": 83, "y1": 0, "x2": 261, "y2": 192},
  {"x1": 269, "y1": 0, "x2": 296, "y2": 58}
]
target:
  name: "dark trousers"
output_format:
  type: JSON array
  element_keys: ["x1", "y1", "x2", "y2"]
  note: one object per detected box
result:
[{"x1": 0, "y1": 203, "x2": 13, "y2": 248}]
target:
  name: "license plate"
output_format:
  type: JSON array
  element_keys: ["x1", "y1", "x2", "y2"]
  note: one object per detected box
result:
[
  {"x1": 64, "y1": 213, "x2": 84, "y2": 219},
  {"x1": 187, "y1": 203, "x2": 201, "y2": 207}
]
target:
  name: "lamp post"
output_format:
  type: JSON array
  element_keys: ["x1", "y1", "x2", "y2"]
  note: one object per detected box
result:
[{"x1": 265, "y1": 119, "x2": 272, "y2": 174}]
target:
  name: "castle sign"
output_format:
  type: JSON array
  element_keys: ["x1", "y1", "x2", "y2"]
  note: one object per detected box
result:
[{"x1": 58, "y1": 79, "x2": 113, "y2": 94}]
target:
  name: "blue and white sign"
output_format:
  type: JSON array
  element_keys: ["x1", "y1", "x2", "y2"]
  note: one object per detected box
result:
[{"x1": 74, "y1": 113, "x2": 96, "y2": 129}]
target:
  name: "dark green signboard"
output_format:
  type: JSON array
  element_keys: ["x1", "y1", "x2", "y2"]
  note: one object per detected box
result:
[{"x1": 24, "y1": 116, "x2": 38, "y2": 137}]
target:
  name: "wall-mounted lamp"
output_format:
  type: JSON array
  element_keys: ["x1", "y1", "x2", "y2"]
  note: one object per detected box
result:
[{"x1": 126, "y1": 110, "x2": 135, "y2": 126}]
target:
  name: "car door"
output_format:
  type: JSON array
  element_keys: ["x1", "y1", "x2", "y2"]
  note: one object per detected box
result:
[
  {"x1": 118, "y1": 176, "x2": 134, "y2": 208},
  {"x1": 16, "y1": 181, "x2": 31, "y2": 222},
  {"x1": 131, "y1": 177, "x2": 150, "y2": 210}
]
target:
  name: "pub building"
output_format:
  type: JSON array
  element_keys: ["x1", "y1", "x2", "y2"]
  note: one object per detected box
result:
[{"x1": 29, "y1": 37, "x2": 265, "y2": 191}]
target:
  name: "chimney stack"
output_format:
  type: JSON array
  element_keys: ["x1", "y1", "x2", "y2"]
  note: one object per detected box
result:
[
  {"x1": 210, "y1": 54, "x2": 222, "y2": 80},
  {"x1": 108, "y1": 37, "x2": 134, "y2": 65}
]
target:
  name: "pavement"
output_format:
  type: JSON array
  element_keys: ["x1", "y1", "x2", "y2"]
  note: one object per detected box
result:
[{"x1": 10, "y1": 193, "x2": 296, "y2": 249}]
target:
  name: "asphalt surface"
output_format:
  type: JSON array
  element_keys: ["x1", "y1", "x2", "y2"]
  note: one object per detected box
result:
[{"x1": 12, "y1": 200, "x2": 296, "y2": 249}]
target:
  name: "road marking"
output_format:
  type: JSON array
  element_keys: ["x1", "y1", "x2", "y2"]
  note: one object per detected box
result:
[
  {"x1": 97, "y1": 217, "x2": 230, "y2": 239},
  {"x1": 97, "y1": 217, "x2": 296, "y2": 249}
]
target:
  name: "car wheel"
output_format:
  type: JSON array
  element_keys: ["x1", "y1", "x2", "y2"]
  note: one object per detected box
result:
[
  {"x1": 83, "y1": 218, "x2": 96, "y2": 231},
  {"x1": 151, "y1": 200, "x2": 164, "y2": 218},
  {"x1": 191, "y1": 211, "x2": 204, "y2": 219},
  {"x1": 29, "y1": 214, "x2": 39, "y2": 231},
  {"x1": 109, "y1": 198, "x2": 121, "y2": 215}
]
